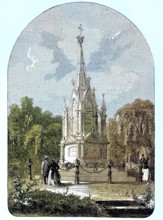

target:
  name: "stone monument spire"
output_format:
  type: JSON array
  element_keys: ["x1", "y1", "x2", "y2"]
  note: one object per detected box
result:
[
  {"x1": 76, "y1": 24, "x2": 87, "y2": 97},
  {"x1": 60, "y1": 26, "x2": 109, "y2": 167},
  {"x1": 101, "y1": 94, "x2": 106, "y2": 111},
  {"x1": 101, "y1": 94, "x2": 107, "y2": 136}
]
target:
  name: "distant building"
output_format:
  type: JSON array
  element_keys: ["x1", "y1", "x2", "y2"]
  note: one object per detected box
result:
[{"x1": 60, "y1": 25, "x2": 109, "y2": 167}]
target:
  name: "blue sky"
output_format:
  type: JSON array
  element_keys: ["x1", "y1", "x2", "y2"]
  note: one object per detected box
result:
[{"x1": 7, "y1": 2, "x2": 154, "y2": 117}]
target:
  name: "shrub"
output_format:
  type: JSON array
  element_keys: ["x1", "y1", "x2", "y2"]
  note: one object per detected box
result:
[
  {"x1": 8, "y1": 175, "x2": 103, "y2": 217},
  {"x1": 27, "y1": 190, "x2": 103, "y2": 216},
  {"x1": 135, "y1": 183, "x2": 154, "y2": 209},
  {"x1": 8, "y1": 174, "x2": 38, "y2": 214}
]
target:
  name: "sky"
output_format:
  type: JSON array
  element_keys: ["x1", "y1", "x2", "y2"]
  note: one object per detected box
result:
[
  {"x1": 0, "y1": 1, "x2": 163, "y2": 220},
  {"x1": 7, "y1": 2, "x2": 155, "y2": 117}
]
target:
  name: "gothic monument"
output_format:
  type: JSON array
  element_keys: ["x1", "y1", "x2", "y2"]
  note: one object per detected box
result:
[{"x1": 60, "y1": 25, "x2": 109, "y2": 168}]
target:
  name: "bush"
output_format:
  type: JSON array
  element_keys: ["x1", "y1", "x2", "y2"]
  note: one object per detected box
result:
[
  {"x1": 8, "y1": 174, "x2": 38, "y2": 215},
  {"x1": 135, "y1": 183, "x2": 154, "y2": 209},
  {"x1": 8, "y1": 175, "x2": 103, "y2": 217},
  {"x1": 9, "y1": 190, "x2": 103, "y2": 216}
]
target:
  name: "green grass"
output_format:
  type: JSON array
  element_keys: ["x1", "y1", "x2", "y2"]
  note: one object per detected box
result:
[{"x1": 88, "y1": 182, "x2": 155, "y2": 200}]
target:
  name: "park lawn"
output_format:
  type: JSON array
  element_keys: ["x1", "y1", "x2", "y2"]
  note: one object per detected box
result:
[{"x1": 88, "y1": 182, "x2": 154, "y2": 201}]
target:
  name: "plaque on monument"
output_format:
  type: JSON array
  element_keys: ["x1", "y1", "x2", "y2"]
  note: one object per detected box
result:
[
  {"x1": 65, "y1": 145, "x2": 78, "y2": 162},
  {"x1": 69, "y1": 146, "x2": 77, "y2": 157}
]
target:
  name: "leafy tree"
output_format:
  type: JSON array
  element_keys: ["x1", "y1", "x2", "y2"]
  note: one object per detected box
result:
[
  {"x1": 117, "y1": 99, "x2": 154, "y2": 167},
  {"x1": 8, "y1": 96, "x2": 62, "y2": 178},
  {"x1": 107, "y1": 99, "x2": 154, "y2": 171},
  {"x1": 40, "y1": 123, "x2": 62, "y2": 161},
  {"x1": 24, "y1": 125, "x2": 44, "y2": 155},
  {"x1": 8, "y1": 104, "x2": 22, "y2": 159},
  {"x1": 107, "y1": 119, "x2": 125, "y2": 166},
  {"x1": 54, "y1": 115, "x2": 62, "y2": 124},
  {"x1": 20, "y1": 97, "x2": 34, "y2": 132},
  {"x1": 41, "y1": 111, "x2": 55, "y2": 127}
]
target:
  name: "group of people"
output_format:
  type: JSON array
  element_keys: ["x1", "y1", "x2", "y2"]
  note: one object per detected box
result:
[
  {"x1": 40, "y1": 155, "x2": 150, "y2": 185},
  {"x1": 41, "y1": 156, "x2": 63, "y2": 186},
  {"x1": 41, "y1": 156, "x2": 81, "y2": 186}
]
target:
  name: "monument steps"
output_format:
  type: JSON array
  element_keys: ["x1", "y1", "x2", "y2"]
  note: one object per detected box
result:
[{"x1": 96, "y1": 200, "x2": 153, "y2": 217}]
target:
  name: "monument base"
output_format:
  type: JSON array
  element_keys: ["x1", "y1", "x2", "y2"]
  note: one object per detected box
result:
[{"x1": 59, "y1": 166, "x2": 136, "y2": 183}]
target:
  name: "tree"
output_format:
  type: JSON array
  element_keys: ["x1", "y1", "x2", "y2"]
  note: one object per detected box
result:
[
  {"x1": 8, "y1": 104, "x2": 25, "y2": 160},
  {"x1": 21, "y1": 97, "x2": 34, "y2": 132},
  {"x1": 107, "y1": 119, "x2": 125, "y2": 166},
  {"x1": 116, "y1": 99, "x2": 154, "y2": 169},
  {"x1": 24, "y1": 125, "x2": 44, "y2": 156},
  {"x1": 8, "y1": 96, "x2": 62, "y2": 178},
  {"x1": 107, "y1": 99, "x2": 154, "y2": 174},
  {"x1": 42, "y1": 123, "x2": 62, "y2": 160}
]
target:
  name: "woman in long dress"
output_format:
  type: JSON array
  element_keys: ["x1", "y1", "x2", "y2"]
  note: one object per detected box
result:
[
  {"x1": 48, "y1": 160, "x2": 63, "y2": 186},
  {"x1": 139, "y1": 154, "x2": 149, "y2": 182}
]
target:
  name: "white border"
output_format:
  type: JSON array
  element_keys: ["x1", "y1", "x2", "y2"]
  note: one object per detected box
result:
[{"x1": 0, "y1": 1, "x2": 162, "y2": 220}]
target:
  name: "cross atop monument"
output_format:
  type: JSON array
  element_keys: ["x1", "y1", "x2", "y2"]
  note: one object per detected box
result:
[{"x1": 78, "y1": 24, "x2": 83, "y2": 36}]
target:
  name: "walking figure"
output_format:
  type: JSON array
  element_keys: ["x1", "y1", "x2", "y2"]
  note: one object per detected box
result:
[
  {"x1": 108, "y1": 159, "x2": 113, "y2": 184},
  {"x1": 138, "y1": 157, "x2": 143, "y2": 182},
  {"x1": 28, "y1": 158, "x2": 33, "y2": 180},
  {"x1": 93, "y1": 161, "x2": 98, "y2": 172},
  {"x1": 74, "y1": 158, "x2": 80, "y2": 184},
  {"x1": 48, "y1": 159, "x2": 64, "y2": 186},
  {"x1": 41, "y1": 155, "x2": 50, "y2": 184}
]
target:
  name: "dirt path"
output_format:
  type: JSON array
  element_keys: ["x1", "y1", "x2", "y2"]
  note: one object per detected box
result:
[
  {"x1": 39, "y1": 181, "x2": 154, "y2": 201},
  {"x1": 40, "y1": 183, "x2": 90, "y2": 198}
]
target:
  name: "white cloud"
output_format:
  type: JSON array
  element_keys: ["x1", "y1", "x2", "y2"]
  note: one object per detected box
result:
[
  {"x1": 8, "y1": 61, "x2": 76, "y2": 114},
  {"x1": 89, "y1": 65, "x2": 139, "y2": 103}
]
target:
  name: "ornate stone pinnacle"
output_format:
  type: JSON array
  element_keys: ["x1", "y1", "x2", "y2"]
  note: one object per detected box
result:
[
  {"x1": 77, "y1": 24, "x2": 84, "y2": 45},
  {"x1": 77, "y1": 35, "x2": 84, "y2": 45}
]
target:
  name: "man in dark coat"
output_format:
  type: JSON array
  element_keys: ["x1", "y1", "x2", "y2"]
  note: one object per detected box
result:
[
  {"x1": 74, "y1": 158, "x2": 80, "y2": 184},
  {"x1": 108, "y1": 159, "x2": 113, "y2": 184},
  {"x1": 28, "y1": 158, "x2": 33, "y2": 180},
  {"x1": 42, "y1": 156, "x2": 50, "y2": 184}
]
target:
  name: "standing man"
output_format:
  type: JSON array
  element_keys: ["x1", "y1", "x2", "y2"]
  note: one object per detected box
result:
[
  {"x1": 28, "y1": 158, "x2": 33, "y2": 180},
  {"x1": 41, "y1": 156, "x2": 50, "y2": 184},
  {"x1": 138, "y1": 159, "x2": 143, "y2": 182},
  {"x1": 108, "y1": 159, "x2": 113, "y2": 184},
  {"x1": 74, "y1": 158, "x2": 80, "y2": 184}
]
